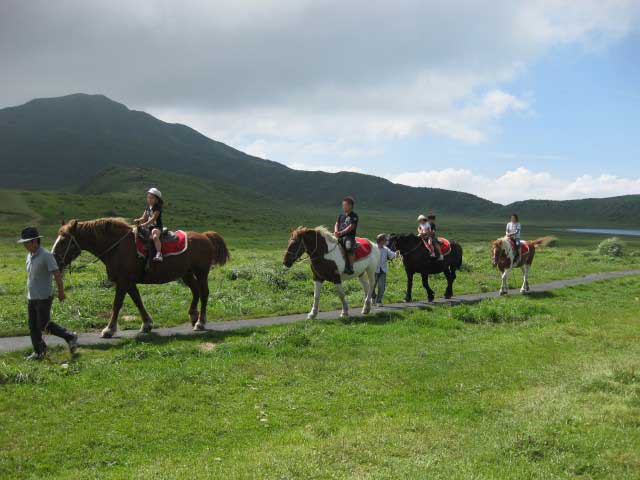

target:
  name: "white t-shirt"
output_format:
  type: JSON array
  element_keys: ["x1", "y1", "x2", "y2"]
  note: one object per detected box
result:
[{"x1": 506, "y1": 222, "x2": 521, "y2": 239}]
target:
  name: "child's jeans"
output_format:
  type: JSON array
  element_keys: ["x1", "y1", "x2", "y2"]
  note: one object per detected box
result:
[{"x1": 373, "y1": 272, "x2": 387, "y2": 303}]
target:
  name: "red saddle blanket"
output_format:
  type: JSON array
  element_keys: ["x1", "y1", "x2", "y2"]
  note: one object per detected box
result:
[
  {"x1": 422, "y1": 237, "x2": 452, "y2": 256},
  {"x1": 509, "y1": 239, "x2": 530, "y2": 255},
  {"x1": 354, "y1": 237, "x2": 372, "y2": 260},
  {"x1": 136, "y1": 230, "x2": 188, "y2": 258}
]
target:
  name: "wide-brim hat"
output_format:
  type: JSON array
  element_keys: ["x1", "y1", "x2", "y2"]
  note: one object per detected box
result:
[
  {"x1": 147, "y1": 187, "x2": 162, "y2": 199},
  {"x1": 17, "y1": 226, "x2": 43, "y2": 243},
  {"x1": 376, "y1": 233, "x2": 388, "y2": 242},
  {"x1": 417, "y1": 214, "x2": 427, "y2": 221}
]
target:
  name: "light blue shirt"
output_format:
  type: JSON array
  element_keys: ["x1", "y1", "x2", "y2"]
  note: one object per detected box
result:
[
  {"x1": 26, "y1": 246, "x2": 59, "y2": 300},
  {"x1": 376, "y1": 246, "x2": 396, "y2": 273}
]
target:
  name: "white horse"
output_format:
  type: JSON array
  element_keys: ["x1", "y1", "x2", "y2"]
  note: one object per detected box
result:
[{"x1": 283, "y1": 226, "x2": 380, "y2": 319}]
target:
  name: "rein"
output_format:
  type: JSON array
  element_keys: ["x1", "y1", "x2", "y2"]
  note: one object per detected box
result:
[
  {"x1": 285, "y1": 231, "x2": 338, "y2": 266},
  {"x1": 62, "y1": 229, "x2": 133, "y2": 272}
]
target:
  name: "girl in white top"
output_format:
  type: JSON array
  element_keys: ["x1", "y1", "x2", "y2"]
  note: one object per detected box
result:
[
  {"x1": 506, "y1": 214, "x2": 522, "y2": 260},
  {"x1": 417, "y1": 215, "x2": 436, "y2": 258}
]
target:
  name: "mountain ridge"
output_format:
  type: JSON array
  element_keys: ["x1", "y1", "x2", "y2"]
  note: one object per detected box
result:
[{"x1": 0, "y1": 93, "x2": 638, "y2": 224}]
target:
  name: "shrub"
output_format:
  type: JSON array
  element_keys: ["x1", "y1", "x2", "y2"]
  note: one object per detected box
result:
[{"x1": 596, "y1": 237, "x2": 625, "y2": 257}]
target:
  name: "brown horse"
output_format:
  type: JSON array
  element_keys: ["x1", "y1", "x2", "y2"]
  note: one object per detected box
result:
[
  {"x1": 52, "y1": 218, "x2": 229, "y2": 337},
  {"x1": 491, "y1": 236, "x2": 552, "y2": 295}
]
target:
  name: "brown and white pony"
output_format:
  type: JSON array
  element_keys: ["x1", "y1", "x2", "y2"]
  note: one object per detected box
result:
[
  {"x1": 491, "y1": 236, "x2": 552, "y2": 295},
  {"x1": 283, "y1": 227, "x2": 380, "y2": 319},
  {"x1": 52, "y1": 218, "x2": 229, "y2": 337}
]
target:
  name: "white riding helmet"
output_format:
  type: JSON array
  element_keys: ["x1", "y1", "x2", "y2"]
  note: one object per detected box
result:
[
  {"x1": 417, "y1": 214, "x2": 427, "y2": 221},
  {"x1": 147, "y1": 187, "x2": 162, "y2": 199}
]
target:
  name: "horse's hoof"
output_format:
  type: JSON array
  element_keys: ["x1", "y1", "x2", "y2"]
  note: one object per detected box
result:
[
  {"x1": 362, "y1": 307, "x2": 371, "y2": 315},
  {"x1": 193, "y1": 322, "x2": 206, "y2": 331},
  {"x1": 140, "y1": 323, "x2": 153, "y2": 333},
  {"x1": 444, "y1": 295, "x2": 452, "y2": 300},
  {"x1": 499, "y1": 290, "x2": 508, "y2": 296},
  {"x1": 402, "y1": 299, "x2": 412, "y2": 303},
  {"x1": 340, "y1": 312, "x2": 349, "y2": 318},
  {"x1": 307, "y1": 312, "x2": 317, "y2": 320},
  {"x1": 427, "y1": 296, "x2": 435, "y2": 303},
  {"x1": 100, "y1": 328, "x2": 115, "y2": 338},
  {"x1": 189, "y1": 313, "x2": 199, "y2": 326}
]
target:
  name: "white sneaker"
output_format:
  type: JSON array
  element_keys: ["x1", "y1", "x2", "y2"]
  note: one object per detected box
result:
[
  {"x1": 25, "y1": 352, "x2": 44, "y2": 361},
  {"x1": 153, "y1": 253, "x2": 163, "y2": 262}
]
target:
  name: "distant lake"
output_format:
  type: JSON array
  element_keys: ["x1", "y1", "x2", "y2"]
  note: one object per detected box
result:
[{"x1": 567, "y1": 228, "x2": 640, "y2": 237}]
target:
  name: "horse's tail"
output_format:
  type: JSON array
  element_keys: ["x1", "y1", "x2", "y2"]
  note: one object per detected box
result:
[
  {"x1": 453, "y1": 241, "x2": 463, "y2": 269},
  {"x1": 528, "y1": 236, "x2": 556, "y2": 249},
  {"x1": 204, "y1": 231, "x2": 230, "y2": 266}
]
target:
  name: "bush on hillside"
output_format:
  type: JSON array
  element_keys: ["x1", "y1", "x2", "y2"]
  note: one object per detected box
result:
[{"x1": 596, "y1": 237, "x2": 625, "y2": 257}]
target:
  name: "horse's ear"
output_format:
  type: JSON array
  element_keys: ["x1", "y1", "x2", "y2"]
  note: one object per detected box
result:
[
  {"x1": 61, "y1": 218, "x2": 66, "y2": 226},
  {"x1": 289, "y1": 227, "x2": 293, "y2": 234},
  {"x1": 68, "y1": 219, "x2": 78, "y2": 231}
]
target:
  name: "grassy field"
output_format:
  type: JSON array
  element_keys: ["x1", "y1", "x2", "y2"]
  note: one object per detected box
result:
[{"x1": 1, "y1": 277, "x2": 639, "y2": 478}]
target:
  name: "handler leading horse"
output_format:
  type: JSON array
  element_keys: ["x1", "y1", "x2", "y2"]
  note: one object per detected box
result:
[
  {"x1": 52, "y1": 218, "x2": 229, "y2": 337},
  {"x1": 283, "y1": 227, "x2": 379, "y2": 319},
  {"x1": 388, "y1": 234, "x2": 463, "y2": 302},
  {"x1": 491, "y1": 236, "x2": 552, "y2": 295}
]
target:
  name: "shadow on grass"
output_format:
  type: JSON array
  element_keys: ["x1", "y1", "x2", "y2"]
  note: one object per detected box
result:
[{"x1": 524, "y1": 291, "x2": 557, "y2": 300}]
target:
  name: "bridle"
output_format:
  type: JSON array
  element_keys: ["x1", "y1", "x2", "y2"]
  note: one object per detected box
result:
[
  {"x1": 55, "y1": 229, "x2": 133, "y2": 271},
  {"x1": 285, "y1": 231, "x2": 337, "y2": 265}
]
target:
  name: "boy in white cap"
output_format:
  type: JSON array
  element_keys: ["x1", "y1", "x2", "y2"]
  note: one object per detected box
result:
[
  {"x1": 135, "y1": 187, "x2": 164, "y2": 262},
  {"x1": 18, "y1": 227, "x2": 78, "y2": 360}
]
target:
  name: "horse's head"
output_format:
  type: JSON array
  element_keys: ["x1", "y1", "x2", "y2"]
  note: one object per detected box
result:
[
  {"x1": 388, "y1": 234, "x2": 416, "y2": 255},
  {"x1": 52, "y1": 219, "x2": 82, "y2": 269},
  {"x1": 491, "y1": 237, "x2": 508, "y2": 266},
  {"x1": 283, "y1": 227, "x2": 306, "y2": 268}
]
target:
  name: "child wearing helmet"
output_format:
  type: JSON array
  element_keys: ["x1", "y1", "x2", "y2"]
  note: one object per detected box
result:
[{"x1": 134, "y1": 188, "x2": 164, "y2": 262}]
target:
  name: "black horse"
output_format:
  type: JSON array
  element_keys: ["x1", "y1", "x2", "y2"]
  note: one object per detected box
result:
[{"x1": 388, "y1": 234, "x2": 463, "y2": 302}]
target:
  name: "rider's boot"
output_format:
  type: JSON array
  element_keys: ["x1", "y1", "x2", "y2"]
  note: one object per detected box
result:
[{"x1": 344, "y1": 255, "x2": 354, "y2": 274}]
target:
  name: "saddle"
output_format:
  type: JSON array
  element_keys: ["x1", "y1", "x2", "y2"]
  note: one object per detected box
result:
[
  {"x1": 422, "y1": 237, "x2": 452, "y2": 256},
  {"x1": 134, "y1": 227, "x2": 188, "y2": 259},
  {"x1": 508, "y1": 238, "x2": 529, "y2": 255},
  {"x1": 338, "y1": 237, "x2": 372, "y2": 261}
]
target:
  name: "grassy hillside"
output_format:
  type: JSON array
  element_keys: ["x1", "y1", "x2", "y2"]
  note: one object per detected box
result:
[
  {"x1": 0, "y1": 93, "x2": 497, "y2": 215},
  {"x1": 503, "y1": 195, "x2": 640, "y2": 226}
]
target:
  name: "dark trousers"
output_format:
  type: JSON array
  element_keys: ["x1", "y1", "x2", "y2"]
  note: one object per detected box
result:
[
  {"x1": 514, "y1": 239, "x2": 521, "y2": 256},
  {"x1": 28, "y1": 297, "x2": 73, "y2": 354}
]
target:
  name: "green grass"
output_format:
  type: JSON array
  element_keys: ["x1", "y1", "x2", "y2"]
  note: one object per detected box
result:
[{"x1": 1, "y1": 277, "x2": 639, "y2": 478}]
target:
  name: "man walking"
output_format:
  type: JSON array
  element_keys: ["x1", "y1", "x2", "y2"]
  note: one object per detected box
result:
[
  {"x1": 18, "y1": 227, "x2": 78, "y2": 360},
  {"x1": 373, "y1": 233, "x2": 396, "y2": 306}
]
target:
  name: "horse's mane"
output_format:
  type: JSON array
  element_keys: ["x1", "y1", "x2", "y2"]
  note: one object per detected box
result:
[
  {"x1": 293, "y1": 226, "x2": 337, "y2": 244},
  {"x1": 493, "y1": 236, "x2": 515, "y2": 261},
  {"x1": 76, "y1": 217, "x2": 132, "y2": 235}
]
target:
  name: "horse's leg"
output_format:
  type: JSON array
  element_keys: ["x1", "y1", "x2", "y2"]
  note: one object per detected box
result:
[
  {"x1": 520, "y1": 264, "x2": 530, "y2": 293},
  {"x1": 444, "y1": 266, "x2": 456, "y2": 299},
  {"x1": 359, "y1": 269, "x2": 374, "y2": 314},
  {"x1": 421, "y1": 272, "x2": 435, "y2": 302},
  {"x1": 182, "y1": 273, "x2": 200, "y2": 326},
  {"x1": 128, "y1": 284, "x2": 153, "y2": 333},
  {"x1": 193, "y1": 269, "x2": 210, "y2": 331},
  {"x1": 101, "y1": 285, "x2": 127, "y2": 338},
  {"x1": 500, "y1": 267, "x2": 510, "y2": 295},
  {"x1": 335, "y1": 283, "x2": 349, "y2": 318},
  {"x1": 404, "y1": 269, "x2": 414, "y2": 302},
  {"x1": 308, "y1": 281, "x2": 322, "y2": 319}
]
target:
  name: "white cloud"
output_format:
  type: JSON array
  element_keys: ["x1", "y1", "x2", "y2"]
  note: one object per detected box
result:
[{"x1": 391, "y1": 167, "x2": 640, "y2": 204}]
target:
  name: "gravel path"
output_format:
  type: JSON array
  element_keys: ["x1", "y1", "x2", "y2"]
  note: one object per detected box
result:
[{"x1": 1, "y1": 269, "x2": 638, "y2": 354}]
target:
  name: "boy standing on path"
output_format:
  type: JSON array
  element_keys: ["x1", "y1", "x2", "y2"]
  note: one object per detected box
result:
[
  {"x1": 373, "y1": 233, "x2": 396, "y2": 306},
  {"x1": 18, "y1": 227, "x2": 78, "y2": 360}
]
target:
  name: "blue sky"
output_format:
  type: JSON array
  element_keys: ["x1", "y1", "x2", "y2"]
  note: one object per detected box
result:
[{"x1": 1, "y1": 1, "x2": 639, "y2": 204}]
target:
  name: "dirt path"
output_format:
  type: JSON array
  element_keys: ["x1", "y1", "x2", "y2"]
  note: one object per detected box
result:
[{"x1": 1, "y1": 269, "x2": 638, "y2": 354}]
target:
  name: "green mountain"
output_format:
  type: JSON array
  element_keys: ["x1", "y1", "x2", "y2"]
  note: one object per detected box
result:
[
  {"x1": 0, "y1": 93, "x2": 496, "y2": 215},
  {"x1": 0, "y1": 93, "x2": 638, "y2": 226}
]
